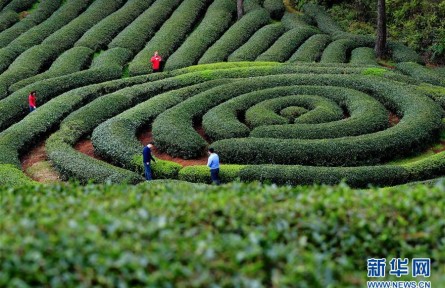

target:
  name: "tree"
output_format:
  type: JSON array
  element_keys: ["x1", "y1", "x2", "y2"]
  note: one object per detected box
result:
[
  {"x1": 237, "y1": 0, "x2": 244, "y2": 20},
  {"x1": 375, "y1": 0, "x2": 387, "y2": 59}
]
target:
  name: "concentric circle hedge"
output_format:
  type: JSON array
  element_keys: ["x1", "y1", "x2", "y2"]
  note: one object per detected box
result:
[{"x1": 0, "y1": 0, "x2": 443, "y2": 187}]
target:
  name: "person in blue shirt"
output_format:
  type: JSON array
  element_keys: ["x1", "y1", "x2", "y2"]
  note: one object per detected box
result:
[
  {"x1": 207, "y1": 147, "x2": 220, "y2": 185},
  {"x1": 142, "y1": 143, "x2": 156, "y2": 181}
]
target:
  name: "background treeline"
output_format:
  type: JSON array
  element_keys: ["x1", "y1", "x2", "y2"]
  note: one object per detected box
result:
[{"x1": 296, "y1": 0, "x2": 445, "y2": 64}]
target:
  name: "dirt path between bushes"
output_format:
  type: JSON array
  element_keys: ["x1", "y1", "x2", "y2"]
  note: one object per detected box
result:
[
  {"x1": 138, "y1": 129, "x2": 207, "y2": 167},
  {"x1": 21, "y1": 141, "x2": 61, "y2": 183}
]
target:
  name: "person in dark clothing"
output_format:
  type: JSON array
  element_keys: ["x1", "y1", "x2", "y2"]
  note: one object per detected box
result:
[
  {"x1": 142, "y1": 143, "x2": 156, "y2": 181},
  {"x1": 28, "y1": 91, "x2": 37, "y2": 112}
]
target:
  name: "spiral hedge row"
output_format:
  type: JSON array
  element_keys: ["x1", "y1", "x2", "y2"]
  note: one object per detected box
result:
[{"x1": 0, "y1": 1, "x2": 444, "y2": 188}]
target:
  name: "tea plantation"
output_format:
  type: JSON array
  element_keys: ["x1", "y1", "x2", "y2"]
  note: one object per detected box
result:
[{"x1": 0, "y1": 0, "x2": 444, "y2": 286}]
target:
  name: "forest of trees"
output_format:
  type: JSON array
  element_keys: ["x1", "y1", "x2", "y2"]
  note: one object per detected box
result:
[{"x1": 296, "y1": 0, "x2": 445, "y2": 64}]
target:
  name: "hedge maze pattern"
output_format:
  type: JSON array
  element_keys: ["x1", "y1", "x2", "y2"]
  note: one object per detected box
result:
[{"x1": 0, "y1": 0, "x2": 444, "y2": 187}]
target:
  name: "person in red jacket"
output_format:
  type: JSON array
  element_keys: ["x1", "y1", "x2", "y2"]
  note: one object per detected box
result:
[
  {"x1": 28, "y1": 91, "x2": 37, "y2": 112},
  {"x1": 150, "y1": 51, "x2": 162, "y2": 72}
]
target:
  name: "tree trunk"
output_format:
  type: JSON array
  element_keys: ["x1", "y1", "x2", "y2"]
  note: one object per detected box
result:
[
  {"x1": 237, "y1": 0, "x2": 244, "y2": 20},
  {"x1": 375, "y1": 0, "x2": 387, "y2": 59}
]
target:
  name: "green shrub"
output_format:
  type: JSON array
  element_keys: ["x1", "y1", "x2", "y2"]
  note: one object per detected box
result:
[
  {"x1": 303, "y1": 3, "x2": 344, "y2": 36},
  {"x1": 288, "y1": 34, "x2": 331, "y2": 62},
  {"x1": 129, "y1": 0, "x2": 213, "y2": 76},
  {"x1": 350, "y1": 47, "x2": 377, "y2": 65},
  {"x1": 47, "y1": 133, "x2": 142, "y2": 184},
  {"x1": 228, "y1": 23, "x2": 286, "y2": 62},
  {"x1": 0, "y1": 164, "x2": 34, "y2": 186},
  {"x1": 0, "y1": 47, "x2": 17, "y2": 73},
  {"x1": 0, "y1": 67, "x2": 132, "y2": 132},
  {"x1": 198, "y1": 8, "x2": 271, "y2": 64},
  {"x1": 416, "y1": 83, "x2": 445, "y2": 109},
  {"x1": 280, "y1": 11, "x2": 315, "y2": 30},
  {"x1": 388, "y1": 41, "x2": 423, "y2": 63},
  {"x1": 280, "y1": 106, "x2": 309, "y2": 121},
  {"x1": 178, "y1": 164, "x2": 244, "y2": 183},
  {"x1": 0, "y1": 182, "x2": 443, "y2": 285},
  {"x1": 203, "y1": 89, "x2": 347, "y2": 141},
  {"x1": 404, "y1": 152, "x2": 445, "y2": 182},
  {"x1": 3, "y1": 0, "x2": 35, "y2": 12},
  {"x1": 320, "y1": 38, "x2": 358, "y2": 63},
  {"x1": 0, "y1": 0, "x2": 62, "y2": 47},
  {"x1": 239, "y1": 164, "x2": 410, "y2": 187},
  {"x1": 164, "y1": 0, "x2": 237, "y2": 70},
  {"x1": 248, "y1": 89, "x2": 388, "y2": 139},
  {"x1": 263, "y1": 0, "x2": 285, "y2": 19},
  {"x1": 9, "y1": 46, "x2": 95, "y2": 92},
  {"x1": 256, "y1": 26, "x2": 319, "y2": 62},
  {"x1": 0, "y1": 43, "x2": 64, "y2": 99},
  {"x1": 209, "y1": 74, "x2": 442, "y2": 166},
  {"x1": 0, "y1": 10, "x2": 18, "y2": 32},
  {"x1": 7, "y1": 0, "x2": 92, "y2": 55},
  {"x1": 0, "y1": 76, "x2": 151, "y2": 169},
  {"x1": 108, "y1": 0, "x2": 183, "y2": 54},
  {"x1": 92, "y1": 81, "x2": 229, "y2": 170},
  {"x1": 90, "y1": 47, "x2": 132, "y2": 70},
  {"x1": 132, "y1": 155, "x2": 182, "y2": 179},
  {"x1": 396, "y1": 62, "x2": 444, "y2": 86},
  {"x1": 75, "y1": 0, "x2": 155, "y2": 51},
  {"x1": 42, "y1": 0, "x2": 125, "y2": 50}
]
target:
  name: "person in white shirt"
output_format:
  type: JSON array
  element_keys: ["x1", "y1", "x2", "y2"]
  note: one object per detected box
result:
[{"x1": 207, "y1": 148, "x2": 220, "y2": 185}]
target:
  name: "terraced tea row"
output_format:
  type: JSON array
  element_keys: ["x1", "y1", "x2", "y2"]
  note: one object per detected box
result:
[
  {"x1": 1, "y1": 62, "x2": 443, "y2": 187},
  {"x1": 1, "y1": 0, "x2": 439, "y2": 106}
]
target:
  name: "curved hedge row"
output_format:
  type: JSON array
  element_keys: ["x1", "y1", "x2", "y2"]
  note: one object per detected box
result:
[
  {"x1": 47, "y1": 126, "x2": 142, "y2": 184},
  {"x1": 0, "y1": 9, "x2": 18, "y2": 32},
  {"x1": 302, "y1": 3, "x2": 343, "y2": 36},
  {"x1": 208, "y1": 75, "x2": 442, "y2": 166},
  {"x1": 263, "y1": 0, "x2": 285, "y2": 20},
  {"x1": 320, "y1": 38, "x2": 359, "y2": 63},
  {"x1": 0, "y1": 62, "x2": 136, "y2": 132},
  {"x1": 0, "y1": 164, "x2": 34, "y2": 186},
  {"x1": 42, "y1": 0, "x2": 125, "y2": 50},
  {"x1": 202, "y1": 88, "x2": 346, "y2": 141},
  {"x1": 350, "y1": 47, "x2": 377, "y2": 65},
  {"x1": 288, "y1": 34, "x2": 331, "y2": 63},
  {"x1": 1, "y1": 60, "x2": 443, "y2": 187},
  {"x1": 198, "y1": 8, "x2": 271, "y2": 64},
  {"x1": 396, "y1": 62, "x2": 444, "y2": 87},
  {"x1": 0, "y1": 0, "x2": 62, "y2": 47},
  {"x1": 90, "y1": 47, "x2": 132, "y2": 70},
  {"x1": 164, "y1": 0, "x2": 236, "y2": 71},
  {"x1": 280, "y1": 11, "x2": 314, "y2": 30},
  {"x1": 9, "y1": 46, "x2": 94, "y2": 92},
  {"x1": 3, "y1": 0, "x2": 34, "y2": 12},
  {"x1": 0, "y1": 75, "x2": 151, "y2": 170},
  {"x1": 91, "y1": 81, "x2": 230, "y2": 170},
  {"x1": 0, "y1": 43, "x2": 63, "y2": 99},
  {"x1": 389, "y1": 41, "x2": 423, "y2": 64},
  {"x1": 256, "y1": 26, "x2": 320, "y2": 62},
  {"x1": 248, "y1": 90, "x2": 388, "y2": 139},
  {"x1": 152, "y1": 69, "x2": 383, "y2": 159},
  {"x1": 108, "y1": 0, "x2": 182, "y2": 54},
  {"x1": 75, "y1": 0, "x2": 155, "y2": 51},
  {"x1": 6, "y1": 0, "x2": 92, "y2": 56},
  {"x1": 129, "y1": 0, "x2": 213, "y2": 76},
  {"x1": 228, "y1": 23, "x2": 286, "y2": 62}
]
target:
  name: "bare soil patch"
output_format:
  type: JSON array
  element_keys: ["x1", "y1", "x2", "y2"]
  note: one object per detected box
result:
[
  {"x1": 389, "y1": 112, "x2": 400, "y2": 126},
  {"x1": 138, "y1": 130, "x2": 207, "y2": 167},
  {"x1": 21, "y1": 141, "x2": 61, "y2": 183},
  {"x1": 74, "y1": 138, "x2": 103, "y2": 160}
]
